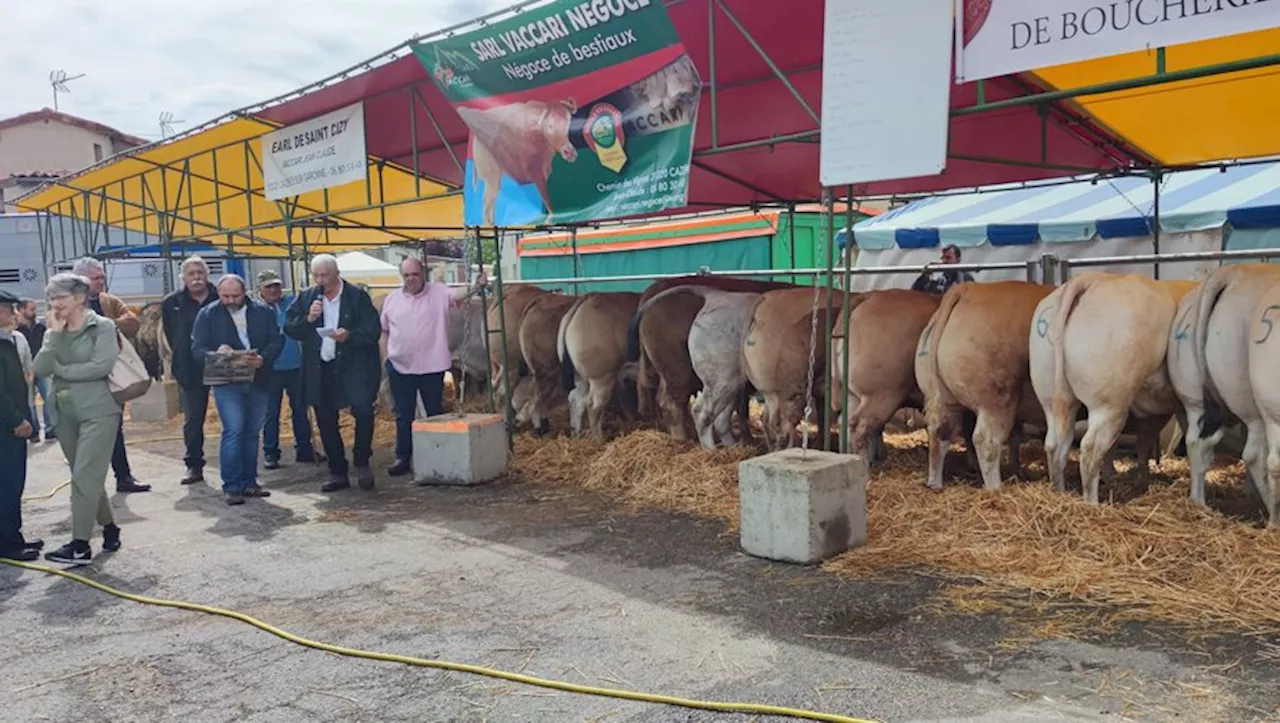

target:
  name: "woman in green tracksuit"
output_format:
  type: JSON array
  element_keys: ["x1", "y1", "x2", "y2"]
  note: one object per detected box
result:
[{"x1": 33, "y1": 272, "x2": 123, "y2": 565}]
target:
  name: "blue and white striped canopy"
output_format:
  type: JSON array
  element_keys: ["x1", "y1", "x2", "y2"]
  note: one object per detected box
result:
[{"x1": 842, "y1": 161, "x2": 1280, "y2": 251}]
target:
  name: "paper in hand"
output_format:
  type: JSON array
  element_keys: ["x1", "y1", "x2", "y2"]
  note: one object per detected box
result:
[{"x1": 316, "y1": 327, "x2": 337, "y2": 339}]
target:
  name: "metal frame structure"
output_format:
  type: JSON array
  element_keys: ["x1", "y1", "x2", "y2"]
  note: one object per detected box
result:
[{"x1": 15, "y1": 1, "x2": 1280, "y2": 447}]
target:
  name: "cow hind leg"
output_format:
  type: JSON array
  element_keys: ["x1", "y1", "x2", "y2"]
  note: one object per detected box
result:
[
  {"x1": 1079, "y1": 409, "x2": 1128, "y2": 505},
  {"x1": 587, "y1": 375, "x2": 616, "y2": 439},
  {"x1": 972, "y1": 407, "x2": 1017, "y2": 492},
  {"x1": 1263, "y1": 420, "x2": 1280, "y2": 527},
  {"x1": 568, "y1": 381, "x2": 589, "y2": 437},
  {"x1": 848, "y1": 394, "x2": 899, "y2": 466},
  {"x1": 1045, "y1": 397, "x2": 1080, "y2": 494},
  {"x1": 1183, "y1": 406, "x2": 1218, "y2": 505},
  {"x1": 1243, "y1": 420, "x2": 1272, "y2": 514},
  {"x1": 1132, "y1": 415, "x2": 1169, "y2": 486}
]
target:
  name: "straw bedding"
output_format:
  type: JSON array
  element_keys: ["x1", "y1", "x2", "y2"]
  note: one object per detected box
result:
[{"x1": 510, "y1": 426, "x2": 1280, "y2": 637}]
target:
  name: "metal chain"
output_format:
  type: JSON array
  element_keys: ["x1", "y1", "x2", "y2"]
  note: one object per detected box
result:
[
  {"x1": 456, "y1": 229, "x2": 475, "y2": 416},
  {"x1": 799, "y1": 223, "x2": 825, "y2": 455}
]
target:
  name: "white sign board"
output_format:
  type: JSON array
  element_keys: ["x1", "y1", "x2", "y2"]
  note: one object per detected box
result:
[
  {"x1": 819, "y1": 0, "x2": 953, "y2": 187},
  {"x1": 261, "y1": 101, "x2": 368, "y2": 200},
  {"x1": 957, "y1": 0, "x2": 1280, "y2": 82}
]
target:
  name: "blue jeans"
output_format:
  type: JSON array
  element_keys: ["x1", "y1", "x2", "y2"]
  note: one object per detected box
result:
[
  {"x1": 31, "y1": 376, "x2": 53, "y2": 437},
  {"x1": 211, "y1": 383, "x2": 269, "y2": 494},
  {"x1": 263, "y1": 368, "x2": 315, "y2": 460},
  {"x1": 386, "y1": 362, "x2": 445, "y2": 463}
]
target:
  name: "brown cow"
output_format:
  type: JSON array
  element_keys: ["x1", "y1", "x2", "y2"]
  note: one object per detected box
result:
[
  {"x1": 559, "y1": 292, "x2": 641, "y2": 438},
  {"x1": 627, "y1": 275, "x2": 796, "y2": 440},
  {"x1": 517, "y1": 291, "x2": 578, "y2": 434},
  {"x1": 487, "y1": 283, "x2": 550, "y2": 413},
  {"x1": 830, "y1": 289, "x2": 942, "y2": 462},
  {"x1": 459, "y1": 100, "x2": 578, "y2": 226},
  {"x1": 741, "y1": 286, "x2": 843, "y2": 451},
  {"x1": 915, "y1": 281, "x2": 1052, "y2": 491}
]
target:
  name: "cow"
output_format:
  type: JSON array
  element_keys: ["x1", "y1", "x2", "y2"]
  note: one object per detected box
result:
[
  {"x1": 915, "y1": 281, "x2": 1053, "y2": 491},
  {"x1": 628, "y1": 275, "x2": 796, "y2": 441},
  {"x1": 1248, "y1": 278, "x2": 1280, "y2": 526},
  {"x1": 1030, "y1": 272, "x2": 1195, "y2": 503},
  {"x1": 459, "y1": 100, "x2": 578, "y2": 227},
  {"x1": 741, "y1": 286, "x2": 843, "y2": 451},
  {"x1": 558, "y1": 292, "x2": 642, "y2": 438},
  {"x1": 830, "y1": 289, "x2": 941, "y2": 463},
  {"x1": 632, "y1": 286, "x2": 761, "y2": 449},
  {"x1": 487, "y1": 284, "x2": 550, "y2": 412},
  {"x1": 517, "y1": 292, "x2": 578, "y2": 434},
  {"x1": 1188, "y1": 263, "x2": 1280, "y2": 516}
]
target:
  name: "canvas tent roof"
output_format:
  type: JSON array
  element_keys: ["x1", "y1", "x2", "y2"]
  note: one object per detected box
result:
[
  {"x1": 336, "y1": 251, "x2": 399, "y2": 273},
  {"x1": 12, "y1": 2, "x2": 1280, "y2": 260},
  {"x1": 842, "y1": 161, "x2": 1280, "y2": 251}
]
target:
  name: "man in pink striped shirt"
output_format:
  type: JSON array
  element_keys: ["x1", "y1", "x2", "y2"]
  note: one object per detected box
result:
[{"x1": 380, "y1": 257, "x2": 487, "y2": 477}]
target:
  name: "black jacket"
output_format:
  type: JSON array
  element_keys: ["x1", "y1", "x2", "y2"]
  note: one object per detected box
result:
[
  {"x1": 18, "y1": 322, "x2": 45, "y2": 357},
  {"x1": 0, "y1": 336, "x2": 31, "y2": 434},
  {"x1": 161, "y1": 287, "x2": 217, "y2": 388},
  {"x1": 191, "y1": 301, "x2": 285, "y2": 387},
  {"x1": 283, "y1": 282, "x2": 382, "y2": 408}
]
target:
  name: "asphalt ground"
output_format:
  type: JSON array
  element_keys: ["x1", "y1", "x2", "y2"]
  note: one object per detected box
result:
[{"x1": 4, "y1": 421, "x2": 1279, "y2": 723}]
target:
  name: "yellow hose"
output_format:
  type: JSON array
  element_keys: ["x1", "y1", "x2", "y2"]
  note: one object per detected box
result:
[
  {"x1": 20, "y1": 435, "x2": 191, "y2": 503},
  {"x1": 0, "y1": 558, "x2": 877, "y2": 723}
]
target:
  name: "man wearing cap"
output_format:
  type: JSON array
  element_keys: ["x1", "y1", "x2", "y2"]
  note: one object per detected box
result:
[
  {"x1": 256, "y1": 269, "x2": 321, "y2": 469},
  {"x1": 0, "y1": 289, "x2": 40, "y2": 561}
]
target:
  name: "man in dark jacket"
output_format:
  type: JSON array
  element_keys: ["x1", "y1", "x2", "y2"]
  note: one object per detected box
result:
[
  {"x1": 161, "y1": 255, "x2": 217, "y2": 485},
  {"x1": 284, "y1": 253, "x2": 382, "y2": 492},
  {"x1": 0, "y1": 289, "x2": 39, "y2": 561},
  {"x1": 191, "y1": 274, "x2": 283, "y2": 505},
  {"x1": 16, "y1": 299, "x2": 50, "y2": 443},
  {"x1": 911, "y1": 244, "x2": 976, "y2": 296}
]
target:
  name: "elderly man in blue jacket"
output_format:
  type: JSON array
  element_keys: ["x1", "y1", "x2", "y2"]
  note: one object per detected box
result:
[{"x1": 191, "y1": 274, "x2": 284, "y2": 506}]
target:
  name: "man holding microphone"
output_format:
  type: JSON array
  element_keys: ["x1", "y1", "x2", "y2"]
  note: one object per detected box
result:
[{"x1": 284, "y1": 254, "x2": 381, "y2": 493}]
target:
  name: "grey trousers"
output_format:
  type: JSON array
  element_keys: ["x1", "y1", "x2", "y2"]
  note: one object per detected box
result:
[{"x1": 57, "y1": 410, "x2": 120, "y2": 541}]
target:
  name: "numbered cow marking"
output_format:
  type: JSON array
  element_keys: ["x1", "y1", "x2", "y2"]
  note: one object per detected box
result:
[{"x1": 1255, "y1": 304, "x2": 1280, "y2": 345}]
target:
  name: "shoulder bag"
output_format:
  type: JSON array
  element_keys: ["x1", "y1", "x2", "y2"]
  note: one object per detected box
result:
[{"x1": 108, "y1": 326, "x2": 153, "y2": 405}]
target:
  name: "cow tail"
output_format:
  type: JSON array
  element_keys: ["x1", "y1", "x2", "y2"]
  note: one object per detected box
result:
[
  {"x1": 1049, "y1": 275, "x2": 1099, "y2": 428},
  {"x1": 1195, "y1": 268, "x2": 1234, "y2": 437},
  {"x1": 921, "y1": 286, "x2": 963, "y2": 430},
  {"x1": 558, "y1": 296, "x2": 588, "y2": 392}
]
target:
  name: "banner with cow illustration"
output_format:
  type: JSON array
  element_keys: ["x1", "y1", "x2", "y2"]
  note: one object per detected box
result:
[{"x1": 414, "y1": 0, "x2": 701, "y2": 227}]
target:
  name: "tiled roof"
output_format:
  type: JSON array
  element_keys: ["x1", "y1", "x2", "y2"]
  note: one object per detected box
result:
[{"x1": 0, "y1": 108, "x2": 147, "y2": 146}]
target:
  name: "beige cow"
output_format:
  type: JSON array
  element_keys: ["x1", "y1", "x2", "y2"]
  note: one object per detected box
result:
[
  {"x1": 1191, "y1": 263, "x2": 1280, "y2": 517},
  {"x1": 916, "y1": 281, "x2": 1052, "y2": 491},
  {"x1": 517, "y1": 291, "x2": 577, "y2": 434},
  {"x1": 558, "y1": 292, "x2": 642, "y2": 438},
  {"x1": 830, "y1": 289, "x2": 941, "y2": 462},
  {"x1": 741, "y1": 286, "x2": 843, "y2": 451},
  {"x1": 1247, "y1": 278, "x2": 1280, "y2": 525},
  {"x1": 1030, "y1": 272, "x2": 1195, "y2": 503}
]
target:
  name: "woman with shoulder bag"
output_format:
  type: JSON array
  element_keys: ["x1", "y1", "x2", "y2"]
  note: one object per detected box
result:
[{"x1": 32, "y1": 273, "x2": 123, "y2": 565}]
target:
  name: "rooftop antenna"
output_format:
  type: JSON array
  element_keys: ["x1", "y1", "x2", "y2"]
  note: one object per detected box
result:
[
  {"x1": 49, "y1": 70, "x2": 86, "y2": 111},
  {"x1": 158, "y1": 111, "x2": 185, "y2": 139}
]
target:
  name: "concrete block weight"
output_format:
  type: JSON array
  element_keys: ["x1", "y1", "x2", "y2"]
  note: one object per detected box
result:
[
  {"x1": 129, "y1": 379, "x2": 181, "y2": 422},
  {"x1": 412, "y1": 413, "x2": 509, "y2": 486},
  {"x1": 738, "y1": 448, "x2": 868, "y2": 565}
]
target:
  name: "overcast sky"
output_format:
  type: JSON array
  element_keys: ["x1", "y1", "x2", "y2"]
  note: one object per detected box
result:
[{"x1": 0, "y1": 0, "x2": 509, "y2": 140}]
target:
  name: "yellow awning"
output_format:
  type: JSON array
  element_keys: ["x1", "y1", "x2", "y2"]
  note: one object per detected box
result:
[
  {"x1": 1032, "y1": 27, "x2": 1280, "y2": 166},
  {"x1": 15, "y1": 118, "x2": 463, "y2": 258}
]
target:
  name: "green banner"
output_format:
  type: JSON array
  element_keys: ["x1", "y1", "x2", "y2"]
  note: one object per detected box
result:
[{"x1": 413, "y1": 0, "x2": 701, "y2": 227}]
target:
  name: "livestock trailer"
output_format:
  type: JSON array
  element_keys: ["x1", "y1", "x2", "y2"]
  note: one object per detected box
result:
[{"x1": 516, "y1": 205, "x2": 877, "y2": 293}]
